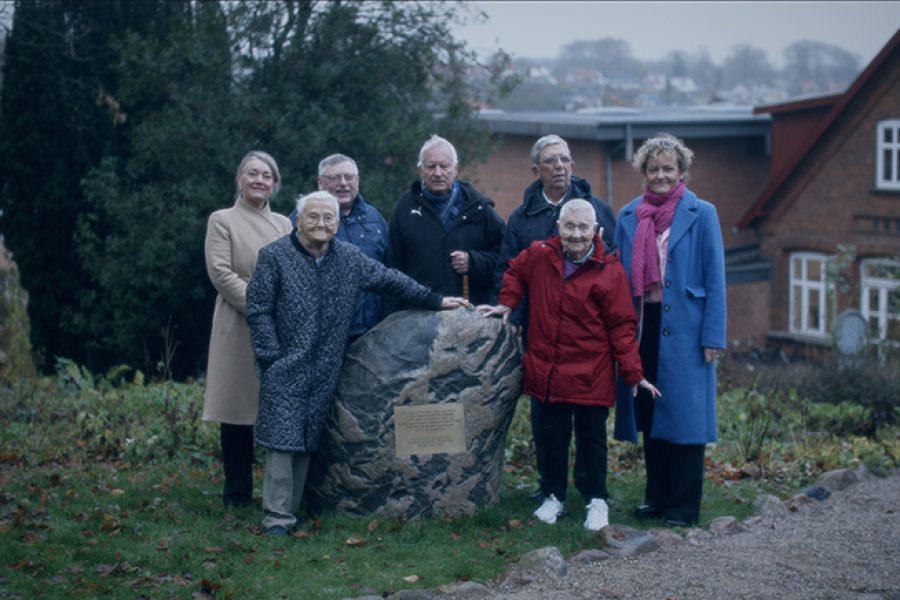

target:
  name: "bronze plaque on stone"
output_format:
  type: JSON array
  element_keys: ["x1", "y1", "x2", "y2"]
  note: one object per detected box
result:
[{"x1": 393, "y1": 403, "x2": 466, "y2": 456}]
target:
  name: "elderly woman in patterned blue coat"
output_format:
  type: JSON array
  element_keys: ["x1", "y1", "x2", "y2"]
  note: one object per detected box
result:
[{"x1": 246, "y1": 191, "x2": 469, "y2": 536}]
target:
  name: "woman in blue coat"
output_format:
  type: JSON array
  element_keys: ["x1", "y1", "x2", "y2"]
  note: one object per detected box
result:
[{"x1": 613, "y1": 133, "x2": 726, "y2": 526}]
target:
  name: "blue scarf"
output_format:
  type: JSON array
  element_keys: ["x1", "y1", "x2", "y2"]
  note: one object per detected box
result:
[{"x1": 421, "y1": 181, "x2": 461, "y2": 230}]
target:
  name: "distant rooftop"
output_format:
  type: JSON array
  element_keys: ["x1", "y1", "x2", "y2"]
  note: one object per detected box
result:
[{"x1": 477, "y1": 106, "x2": 771, "y2": 142}]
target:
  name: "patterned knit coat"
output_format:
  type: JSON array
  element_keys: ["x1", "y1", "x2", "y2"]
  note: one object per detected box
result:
[{"x1": 246, "y1": 233, "x2": 442, "y2": 452}]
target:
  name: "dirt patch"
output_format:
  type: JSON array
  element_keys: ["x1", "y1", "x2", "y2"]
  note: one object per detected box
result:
[{"x1": 491, "y1": 471, "x2": 900, "y2": 599}]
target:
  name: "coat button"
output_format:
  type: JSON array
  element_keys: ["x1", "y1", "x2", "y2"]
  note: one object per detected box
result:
[
  {"x1": 662, "y1": 328, "x2": 670, "y2": 336},
  {"x1": 663, "y1": 304, "x2": 671, "y2": 312},
  {"x1": 665, "y1": 280, "x2": 671, "y2": 288}
]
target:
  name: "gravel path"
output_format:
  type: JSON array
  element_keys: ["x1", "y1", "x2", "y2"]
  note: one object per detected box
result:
[{"x1": 489, "y1": 471, "x2": 900, "y2": 600}]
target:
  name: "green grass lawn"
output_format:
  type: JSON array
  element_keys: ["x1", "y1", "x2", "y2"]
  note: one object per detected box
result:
[
  {"x1": 1, "y1": 361, "x2": 896, "y2": 598},
  {"x1": 0, "y1": 453, "x2": 761, "y2": 599}
]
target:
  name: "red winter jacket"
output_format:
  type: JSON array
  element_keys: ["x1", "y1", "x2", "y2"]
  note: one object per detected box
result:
[{"x1": 498, "y1": 236, "x2": 644, "y2": 406}]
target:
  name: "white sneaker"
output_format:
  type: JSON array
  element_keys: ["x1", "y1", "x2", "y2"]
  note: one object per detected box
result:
[
  {"x1": 534, "y1": 494, "x2": 564, "y2": 524},
  {"x1": 584, "y1": 498, "x2": 609, "y2": 531}
]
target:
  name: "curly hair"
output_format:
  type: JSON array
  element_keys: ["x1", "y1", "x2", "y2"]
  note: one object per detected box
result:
[{"x1": 631, "y1": 133, "x2": 694, "y2": 178}]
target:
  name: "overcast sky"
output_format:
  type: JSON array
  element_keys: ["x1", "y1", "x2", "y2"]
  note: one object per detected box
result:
[{"x1": 451, "y1": 1, "x2": 900, "y2": 68}]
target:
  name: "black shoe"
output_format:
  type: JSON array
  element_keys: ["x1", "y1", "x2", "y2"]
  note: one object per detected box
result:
[
  {"x1": 664, "y1": 517, "x2": 690, "y2": 528},
  {"x1": 265, "y1": 525, "x2": 289, "y2": 537},
  {"x1": 634, "y1": 504, "x2": 664, "y2": 519}
]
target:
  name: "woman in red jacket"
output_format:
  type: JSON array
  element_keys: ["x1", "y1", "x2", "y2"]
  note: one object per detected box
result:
[{"x1": 479, "y1": 199, "x2": 660, "y2": 531}]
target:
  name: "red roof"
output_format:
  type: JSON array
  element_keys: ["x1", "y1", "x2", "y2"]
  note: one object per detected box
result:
[
  {"x1": 752, "y1": 92, "x2": 842, "y2": 116},
  {"x1": 738, "y1": 28, "x2": 900, "y2": 229}
]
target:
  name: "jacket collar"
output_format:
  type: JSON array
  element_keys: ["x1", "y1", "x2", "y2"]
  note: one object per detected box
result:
[
  {"x1": 522, "y1": 176, "x2": 593, "y2": 216},
  {"x1": 290, "y1": 230, "x2": 336, "y2": 261},
  {"x1": 619, "y1": 188, "x2": 700, "y2": 251},
  {"x1": 409, "y1": 180, "x2": 488, "y2": 219},
  {"x1": 544, "y1": 234, "x2": 614, "y2": 266},
  {"x1": 235, "y1": 195, "x2": 272, "y2": 215}
]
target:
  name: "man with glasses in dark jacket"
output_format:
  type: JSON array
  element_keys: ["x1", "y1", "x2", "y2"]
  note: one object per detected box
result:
[
  {"x1": 290, "y1": 154, "x2": 389, "y2": 345},
  {"x1": 494, "y1": 134, "x2": 617, "y2": 504}
]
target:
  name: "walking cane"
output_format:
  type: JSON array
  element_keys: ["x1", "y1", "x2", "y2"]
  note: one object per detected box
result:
[{"x1": 462, "y1": 274, "x2": 470, "y2": 301}]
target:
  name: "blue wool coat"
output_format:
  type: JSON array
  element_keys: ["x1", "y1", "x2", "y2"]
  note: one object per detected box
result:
[
  {"x1": 613, "y1": 189, "x2": 726, "y2": 445},
  {"x1": 246, "y1": 234, "x2": 441, "y2": 453}
]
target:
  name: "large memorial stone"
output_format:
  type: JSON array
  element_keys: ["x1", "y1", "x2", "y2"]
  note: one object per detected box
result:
[{"x1": 306, "y1": 308, "x2": 523, "y2": 519}]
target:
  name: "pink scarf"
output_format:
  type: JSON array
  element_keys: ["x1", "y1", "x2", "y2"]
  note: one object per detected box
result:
[{"x1": 631, "y1": 182, "x2": 685, "y2": 297}]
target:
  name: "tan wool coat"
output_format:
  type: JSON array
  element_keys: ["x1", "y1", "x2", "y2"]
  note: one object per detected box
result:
[{"x1": 203, "y1": 197, "x2": 292, "y2": 424}]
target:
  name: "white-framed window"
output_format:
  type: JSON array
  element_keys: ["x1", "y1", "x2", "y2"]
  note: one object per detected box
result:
[
  {"x1": 789, "y1": 252, "x2": 831, "y2": 337},
  {"x1": 876, "y1": 119, "x2": 900, "y2": 190},
  {"x1": 860, "y1": 258, "x2": 900, "y2": 342}
]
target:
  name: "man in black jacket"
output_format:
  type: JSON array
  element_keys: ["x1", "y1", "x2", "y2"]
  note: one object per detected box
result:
[
  {"x1": 494, "y1": 134, "x2": 617, "y2": 503},
  {"x1": 384, "y1": 135, "x2": 505, "y2": 313}
]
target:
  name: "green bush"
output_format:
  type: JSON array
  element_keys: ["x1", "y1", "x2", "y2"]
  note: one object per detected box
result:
[
  {"x1": 0, "y1": 358, "x2": 217, "y2": 467},
  {"x1": 805, "y1": 402, "x2": 873, "y2": 437},
  {"x1": 719, "y1": 355, "x2": 899, "y2": 436},
  {"x1": 802, "y1": 359, "x2": 899, "y2": 433},
  {"x1": 0, "y1": 252, "x2": 36, "y2": 382}
]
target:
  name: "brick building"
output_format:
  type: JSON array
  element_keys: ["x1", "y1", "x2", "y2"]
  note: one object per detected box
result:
[
  {"x1": 738, "y1": 29, "x2": 900, "y2": 353},
  {"x1": 459, "y1": 29, "x2": 900, "y2": 354},
  {"x1": 462, "y1": 107, "x2": 772, "y2": 350}
]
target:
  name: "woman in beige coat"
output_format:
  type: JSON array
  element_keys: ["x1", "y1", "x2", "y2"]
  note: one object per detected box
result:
[{"x1": 204, "y1": 151, "x2": 292, "y2": 507}]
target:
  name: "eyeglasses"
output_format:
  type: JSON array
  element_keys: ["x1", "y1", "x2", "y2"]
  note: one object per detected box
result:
[
  {"x1": 302, "y1": 213, "x2": 336, "y2": 225},
  {"x1": 539, "y1": 154, "x2": 573, "y2": 167},
  {"x1": 320, "y1": 173, "x2": 358, "y2": 183},
  {"x1": 560, "y1": 222, "x2": 595, "y2": 234}
]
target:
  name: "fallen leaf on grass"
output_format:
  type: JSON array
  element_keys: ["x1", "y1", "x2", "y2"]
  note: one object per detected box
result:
[
  {"x1": 401, "y1": 575, "x2": 420, "y2": 583},
  {"x1": 345, "y1": 537, "x2": 367, "y2": 547},
  {"x1": 243, "y1": 552, "x2": 254, "y2": 564},
  {"x1": 204, "y1": 546, "x2": 225, "y2": 554},
  {"x1": 291, "y1": 530, "x2": 311, "y2": 539},
  {"x1": 507, "y1": 519, "x2": 522, "y2": 528},
  {"x1": 110, "y1": 489, "x2": 125, "y2": 497},
  {"x1": 367, "y1": 519, "x2": 379, "y2": 532}
]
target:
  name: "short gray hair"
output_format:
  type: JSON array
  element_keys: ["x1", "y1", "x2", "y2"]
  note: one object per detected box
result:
[
  {"x1": 417, "y1": 134, "x2": 458, "y2": 168},
  {"x1": 235, "y1": 150, "x2": 281, "y2": 201},
  {"x1": 295, "y1": 190, "x2": 339, "y2": 216},
  {"x1": 558, "y1": 198, "x2": 596, "y2": 223},
  {"x1": 318, "y1": 153, "x2": 358, "y2": 176},
  {"x1": 531, "y1": 134, "x2": 570, "y2": 164}
]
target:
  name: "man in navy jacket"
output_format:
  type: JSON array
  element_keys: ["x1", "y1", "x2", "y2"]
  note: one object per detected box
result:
[{"x1": 290, "y1": 154, "x2": 389, "y2": 344}]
